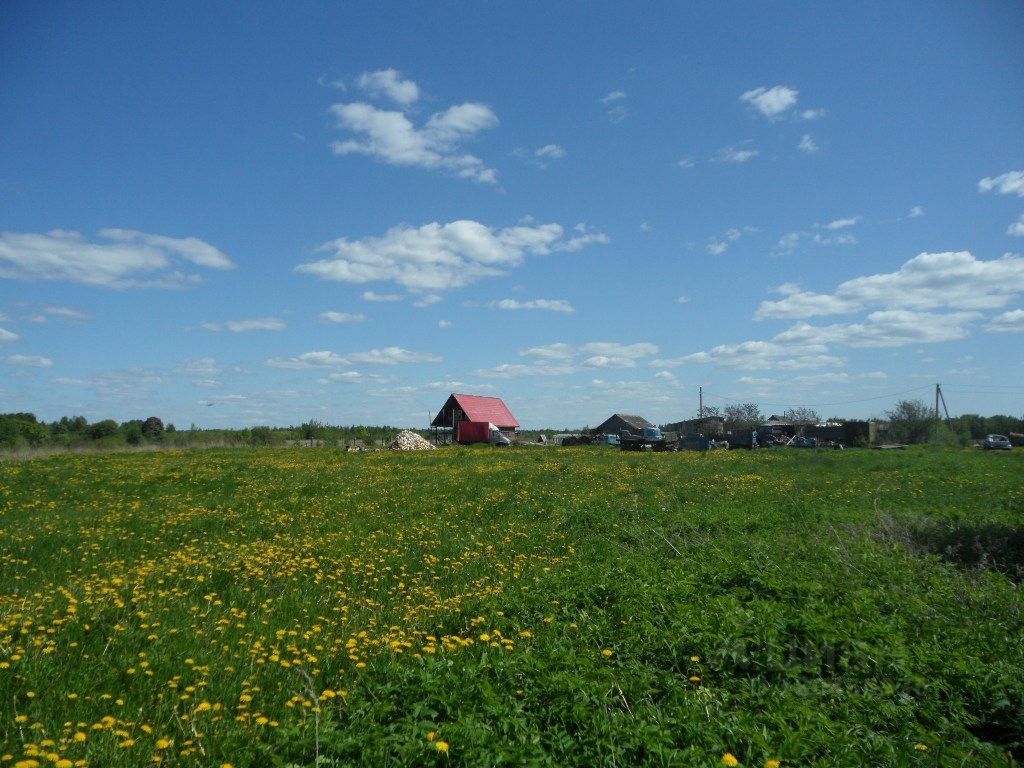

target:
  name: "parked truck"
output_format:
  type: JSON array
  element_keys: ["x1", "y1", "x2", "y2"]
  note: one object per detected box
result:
[{"x1": 618, "y1": 427, "x2": 676, "y2": 451}]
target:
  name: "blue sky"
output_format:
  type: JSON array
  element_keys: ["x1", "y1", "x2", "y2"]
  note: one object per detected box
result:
[{"x1": 1, "y1": 1, "x2": 1023, "y2": 429}]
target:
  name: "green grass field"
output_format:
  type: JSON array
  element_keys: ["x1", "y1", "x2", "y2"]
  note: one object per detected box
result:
[{"x1": 1, "y1": 446, "x2": 1022, "y2": 767}]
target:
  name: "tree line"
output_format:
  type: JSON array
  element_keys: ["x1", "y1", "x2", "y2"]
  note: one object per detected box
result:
[{"x1": 0, "y1": 414, "x2": 408, "y2": 451}]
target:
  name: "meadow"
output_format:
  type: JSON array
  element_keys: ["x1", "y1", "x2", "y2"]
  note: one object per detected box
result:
[{"x1": 1, "y1": 446, "x2": 1021, "y2": 767}]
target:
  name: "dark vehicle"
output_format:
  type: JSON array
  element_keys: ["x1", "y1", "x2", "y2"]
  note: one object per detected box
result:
[
  {"x1": 619, "y1": 427, "x2": 676, "y2": 452},
  {"x1": 983, "y1": 434, "x2": 1012, "y2": 450}
]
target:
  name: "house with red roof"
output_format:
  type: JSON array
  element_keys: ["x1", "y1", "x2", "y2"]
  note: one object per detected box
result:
[{"x1": 430, "y1": 393, "x2": 520, "y2": 444}]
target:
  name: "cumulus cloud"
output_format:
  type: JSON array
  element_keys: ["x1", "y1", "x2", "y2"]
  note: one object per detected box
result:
[
  {"x1": 203, "y1": 317, "x2": 285, "y2": 332},
  {"x1": 740, "y1": 85, "x2": 799, "y2": 118},
  {"x1": 356, "y1": 68, "x2": 420, "y2": 105},
  {"x1": 979, "y1": 170, "x2": 1024, "y2": 197},
  {"x1": 706, "y1": 226, "x2": 756, "y2": 256},
  {"x1": 1008, "y1": 213, "x2": 1024, "y2": 236},
  {"x1": 825, "y1": 216, "x2": 861, "y2": 230},
  {"x1": 491, "y1": 299, "x2": 575, "y2": 313},
  {"x1": 330, "y1": 97, "x2": 499, "y2": 183},
  {"x1": 176, "y1": 357, "x2": 222, "y2": 375},
  {"x1": 985, "y1": 308, "x2": 1024, "y2": 333},
  {"x1": 773, "y1": 229, "x2": 857, "y2": 255},
  {"x1": 297, "y1": 219, "x2": 609, "y2": 293},
  {"x1": 0, "y1": 229, "x2": 234, "y2": 288},
  {"x1": 475, "y1": 340, "x2": 657, "y2": 379},
  {"x1": 756, "y1": 251, "x2": 1024, "y2": 320},
  {"x1": 412, "y1": 294, "x2": 442, "y2": 308},
  {"x1": 714, "y1": 142, "x2": 759, "y2": 164},
  {"x1": 319, "y1": 311, "x2": 366, "y2": 323},
  {"x1": 268, "y1": 347, "x2": 440, "y2": 370},
  {"x1": 908, "y1": 205, "x2": 925, "y2": 218},
  {"x1": 4, "y1": 354, "x2": 53, "y2": 367},
  {"x1": 797, "y1": 134, "x2": 819, "y2": 154},
  {"x1": 362, "y1": 291, "x2": 403, "y2": 302},
  {"x1": 0, "y1": 327, "x2": 19, "y2": 343},
  {"x1": 535, "y1": 144, "x2": 566, "y2": 160}
]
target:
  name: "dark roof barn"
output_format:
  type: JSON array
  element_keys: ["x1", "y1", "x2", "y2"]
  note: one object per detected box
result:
[{"x1": 593, "y1": 413, "x2": 654, "y2": 436}]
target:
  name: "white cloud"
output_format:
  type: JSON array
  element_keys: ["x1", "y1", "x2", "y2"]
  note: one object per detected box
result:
[
  {"x1": 205, "y1": 317, "x2": 284, "y2": 332},
  {"x1": 535, "y1": 144, "x2": 566, "y2": 160},
  {"x1": 330, "y1": 99, "x2": 498, "y2": 183},
  {"x1": 357, "y1": 68, "x2": 420, "y2": 105},
  {"x1": 175, "y1": 357, "x2": 222, "y2": 375},
  {"x1": 37, "y1": 304, "x2": 90, "y2": 322},
  {"x1": 319, "y1": 311, "x2": 366, "y2": 323},
  {"x1": 797, "y1": 134, "x2": 819, "y2": 154},
  {"x1": 4, "y1": 354, "x2": 53, "y2": 367},
  {"x1": 438, "y1": 319, "x2": 451, "y2": 329},
  {"x1": 320, "y1": 371, "x2": 391, "y2": 385},
  {"x1": 477, "y1": 340, "x2": 657, "y2": 379},
  {"x1": 705, "y1": 226, "x2": 755, "y2": 256},
  {"x1": 491, "y1": 299, "x2": 575, "y2": 313},
  {"x1": 756, "y1": 251, "x2": 1024, "y2": 319},
  {"x1": 800, "y1": 109, "x2": 826, "y2": 120},
  {"x1": 347, "y1": 347, "x2": 442, "y2": 365},
  {"x1": 582, "y1": 355, "x2": 636, "y2": 369},
  {"x1": 677, "y1": 157, "x2": 695, "y2": 169},
  {"x1": 908, "y1": 205, "x2": 925, "y2": 218},
  {"x1": 600, "y1": 90, "x2": 626, "y2": 104},
  {"x1": 362, "y1": 291, "x2": 403, "y2": 302},
  {"x1": 1008, "y1": 213, "x2": 1024, "y2": 236},
  {"x1": 0, "y1": 328, "x2": 19, "y2": 343},
  {"x1": 266, "y1": 351, "x2": 350, "y2": 369},
  {"x1": 654, "y1": 370, "x2": 676, "y2": 381},
  {"x1": 473, "y1": 363, "x2": 575, "y2": 378},
  {"x1": 0, "y1": 229, "x2": 234, "y2": 288},
  {"x1": 825, "y1": 216, "x2": 861, "y2": 230},
  {"x1": 773, "y1": 230, "x2": 857, "y2": 255},
  {"x1": 985, "y1": 308, "x2": 1024, "y2": 333},
  {"x1": 979, "y1": 170, "x2": 1024, "y2": 197},
  {"x1": 412, "y1": 294, "x2": 442, "y2": 308},
  {"x1": 714, "y1": 143, "x2": 759, "y2": 164},
  {"x1": 740, "y1": 85, "x2": 798, "y2": 119},
  {"x1": 520, "y1": 342, "x2": 576, "y2": 361},
  {"x1": 298, "y1": 219, "x2": 608, "y2": 293},
  {"x1": 677, "y1": 296, "x2": 691, "y2": 304}
]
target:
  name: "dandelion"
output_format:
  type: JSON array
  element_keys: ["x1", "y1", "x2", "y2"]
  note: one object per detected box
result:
[
  {"x1": 722, "y1": 754, "x2": 739, "y2": 766},
  {"x1": 435, "y1": 741, "x2": 449, "y2": 753},
  {"x1": 766, "y1": 760, "x2": 781, "y2": 768},
  {"x1": 601, "y1": 648, "x2": 613, "y2": 657},
  {"x1": 155, "y1": 739, "x2": 171, "y2": 749},
  {"x1": 914, "y1": 743, "x2": 928, "y2": 751},
  {"x1": 691, "y1": 655, "x2": 701, "y2": 663}
]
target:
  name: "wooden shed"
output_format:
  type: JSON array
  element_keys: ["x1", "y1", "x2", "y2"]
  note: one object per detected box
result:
[{"x1": 592, "y1": 413, "x2": 654, "y2": 437}]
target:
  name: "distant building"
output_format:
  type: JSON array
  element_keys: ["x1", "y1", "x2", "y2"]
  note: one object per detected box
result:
[
  {"x1": 668, "y1": 416, "x2": 726, "y2": 437},
  {"x1": 430, "y1": 393, "x2": 519, "y2": 444},
  {"x1": 592, "y1": 413, "x2": 654, "y2": 436}
]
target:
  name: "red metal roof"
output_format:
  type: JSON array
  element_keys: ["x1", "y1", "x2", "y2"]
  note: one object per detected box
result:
[{"x1": 451, "y1": 393, "x2": 519, "y2": 428}]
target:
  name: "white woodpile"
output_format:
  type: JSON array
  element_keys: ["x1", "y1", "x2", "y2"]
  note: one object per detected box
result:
[{"x1": 388, "y1": 430, "x2": 436, "y2": 451}]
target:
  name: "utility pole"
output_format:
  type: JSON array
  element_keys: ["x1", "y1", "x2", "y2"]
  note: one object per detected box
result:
[{"x1": 699, "y1": 386, "x2": 703, "y2": 418}]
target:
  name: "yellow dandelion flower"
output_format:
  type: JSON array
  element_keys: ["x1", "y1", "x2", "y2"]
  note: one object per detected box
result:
[
  {"x1": 56, "y1": 760, "x2": 74, "y2": 768},
  {"x1": 72, "y1": 733, "x2": 86, "y2": 743},
  {"x1": 722, "y1": 754, "x2": 739, "y2": 767},
  {"x1": 155, "y1": 738, "x2": 171, "y2": 749},
  {"x1": 435, "y1": 741, "x2": 449, "y2": 753},
  {"x1": 691, "y1": 655, "x2": 701, "y2": 663},
  {"x1": 766, "y1": 760, "x2": 781, "y2": 768},
  {"x1": 426, "y1": 731, "x2": 437, "y2": 741},
  {"x1": 914, "y1": 743, "x2": 928, "y2": 751},
  {"x1": 601, "y1": 648, "x2": 613, "y2": 657}
]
